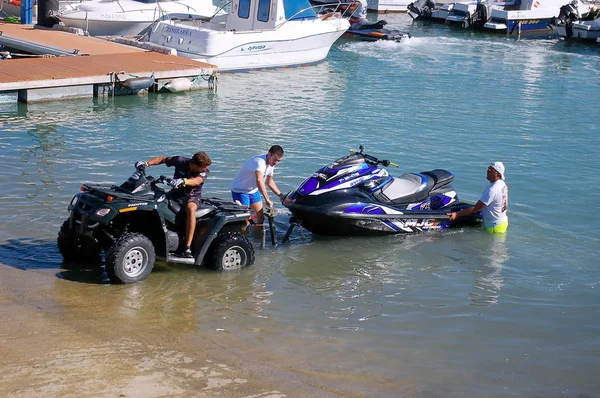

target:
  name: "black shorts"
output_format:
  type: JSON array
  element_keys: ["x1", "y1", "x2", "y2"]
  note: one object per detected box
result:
[{"x1": 172, "y1": 195, "x2": 201, "y2": 209}]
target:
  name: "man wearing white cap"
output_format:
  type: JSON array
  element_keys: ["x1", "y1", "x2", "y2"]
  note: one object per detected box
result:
[{"x1": 448, "y1": 162, "x2": 509, "y2": 233}]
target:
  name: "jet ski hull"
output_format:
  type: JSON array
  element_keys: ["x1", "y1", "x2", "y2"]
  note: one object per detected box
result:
[
  {"x1": 288, "y1": 201, "x2": 480, "y2": 236},
  {"x1": 343, "y1": 28, "x2": 411, "y2": 42}
]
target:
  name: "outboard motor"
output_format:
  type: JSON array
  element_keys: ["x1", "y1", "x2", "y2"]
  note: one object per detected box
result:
[
  {"x1": 463, "y1": 1, "x2": 491, "y2": 28},
  {"x1": 408, "y1": 0, "x2": 436, "y2": 20},
  {"x1": 548, "y1": 1, "x2": 579, "y2": 35},
  {"x1": 472, "y1": 2, "x2": 491, "y2": 28}
]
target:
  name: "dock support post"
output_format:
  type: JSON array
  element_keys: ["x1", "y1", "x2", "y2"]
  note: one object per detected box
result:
[{"x1": 20, "y1": 0, "x2": 33, "y2": 24}]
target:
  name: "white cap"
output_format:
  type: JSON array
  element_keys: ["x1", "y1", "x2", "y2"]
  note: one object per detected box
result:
[{"x1": 489, "y1": 162, "x2": 505, "y2": 180}]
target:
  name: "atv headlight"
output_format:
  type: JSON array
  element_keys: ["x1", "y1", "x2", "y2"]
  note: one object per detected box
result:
[
  {"x1": 70, "y1": 195, "x2": 79, "y2": 207},
  {"x1": 95, "y1": 208, "x2": 111, "y2": 217}
]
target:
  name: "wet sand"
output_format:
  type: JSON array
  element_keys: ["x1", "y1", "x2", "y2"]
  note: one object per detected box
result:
[{"x1": 0, "y1": 265, "x2": 355, "y2": 398}]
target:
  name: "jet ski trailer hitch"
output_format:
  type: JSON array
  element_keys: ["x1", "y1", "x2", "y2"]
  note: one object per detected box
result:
[{"x1": 261, "y1": 207, "x2": 278, "y2": 248}]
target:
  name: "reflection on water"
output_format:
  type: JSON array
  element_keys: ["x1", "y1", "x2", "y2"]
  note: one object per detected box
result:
[
  {"x1": 469, "y1": 233, "x2": 508, "y2": 306},
  {"x1": 23, "y1": 126, "x2": 63, "y2": 188}
]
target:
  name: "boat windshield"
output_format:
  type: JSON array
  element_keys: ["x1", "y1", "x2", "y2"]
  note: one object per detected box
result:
[{"x1": 284, "y1": 0, "x2": 317, "y2": 20}]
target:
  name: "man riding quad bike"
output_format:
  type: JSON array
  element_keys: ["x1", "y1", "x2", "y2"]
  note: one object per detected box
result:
[{"x1": 57, "y1": 165, "x2": 255, "y2": 284}]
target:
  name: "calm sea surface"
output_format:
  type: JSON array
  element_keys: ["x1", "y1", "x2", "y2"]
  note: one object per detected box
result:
[{"x1": 1, "y1": 16, "x2": 599, "y2": 396}]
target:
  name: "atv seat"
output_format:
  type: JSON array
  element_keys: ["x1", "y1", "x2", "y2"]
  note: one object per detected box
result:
[
  {"x1": 380, "y1": 173, "x2": 435, "y2": 205},
  {"x1": 168, "y1": 200, "x2": 216, "y2": 218}
]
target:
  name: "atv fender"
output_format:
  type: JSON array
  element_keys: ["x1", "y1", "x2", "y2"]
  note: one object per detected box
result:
[
  {"x1": 193, "y1": 215, "x2": 227, "y2": 266},
  {"x1": 110, "y1": 210, "x2": 168, "y2": 258}
]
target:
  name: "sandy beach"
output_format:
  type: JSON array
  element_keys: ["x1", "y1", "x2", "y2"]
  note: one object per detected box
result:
[{"x1": 0, "y1": 264, "x2": 354, "y2": 398}]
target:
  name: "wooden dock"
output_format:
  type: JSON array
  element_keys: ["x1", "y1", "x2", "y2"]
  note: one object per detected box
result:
[{"x1": 0, "y1": 23, "x2": 219, "y2": 103}]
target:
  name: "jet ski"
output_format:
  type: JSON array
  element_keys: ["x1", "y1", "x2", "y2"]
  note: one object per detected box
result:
[
  {"x1": 310, "y1": 0, "x2": 411, "y2": 42},
  {"x1": 344, "y1": 20, "x2": 411, "y2": 42},
  {"x1": 282, "y1": 146, "x2": 481, "y2": 237}
]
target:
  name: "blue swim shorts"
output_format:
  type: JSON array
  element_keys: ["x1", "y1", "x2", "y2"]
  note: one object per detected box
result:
[{"x1": 232, "y1": 190, "x2": 262, "y2": 206}]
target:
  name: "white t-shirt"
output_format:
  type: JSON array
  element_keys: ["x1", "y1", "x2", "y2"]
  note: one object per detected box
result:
[
  {"x1": 479, "y1": 180, "x2": 508, "y2": 228},
  {"x1": 231, "y1": 154, "x2": 274, "y2": 194},
  {"x1": 350, "y1": 0, "x2": 368, "y2": 20}
]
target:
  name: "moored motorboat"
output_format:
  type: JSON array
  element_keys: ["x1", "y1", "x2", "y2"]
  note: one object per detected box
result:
[
  {"x1": 408, "y1": 0, "x2": 597, "y2": 34},
  {"x1": 57, "y1": 0, "x2": 223, "y2": 36},
  {"x1": 482, "y1": 0, "x2": 597, "y2": 34},
  {"x1": 146, "y1": 0, "x2": 350, "y2": 71},
  {"x1": 548, "y1": 1, "x2": 600, "y2": 40},
  {"x1": 283, "y1": 147, "x2": 481, "y2": 236}
]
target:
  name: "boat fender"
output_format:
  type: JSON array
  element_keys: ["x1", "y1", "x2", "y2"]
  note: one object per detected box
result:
[
  {"x1": 120, "y1": 76, "x2": 155, "y2": 91},
  {"x1": 162, "y1": 78, "x2": 193, "y2": 92}
]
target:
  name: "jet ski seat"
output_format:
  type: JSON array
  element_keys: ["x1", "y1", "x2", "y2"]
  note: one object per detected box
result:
[
  {"x1": 379, "y1": 173, "x2": 435, "y2": 205},
  {"x1": 354, "y1": 20, "x2": 388, "y2": 30},
  {"x1": 168, "y1": 199, "x2": 217, "y2": 218},
  {"x1": 421, "y1": 169, "x2": 454, "y2": 188}
]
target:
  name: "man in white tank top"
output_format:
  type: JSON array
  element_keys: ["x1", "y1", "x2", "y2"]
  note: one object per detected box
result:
[{"x1": 447, "y1": 162, "x2": 509, "y2": 233}]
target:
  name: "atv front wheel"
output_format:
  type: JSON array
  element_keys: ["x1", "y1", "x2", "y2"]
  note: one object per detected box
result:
[
  {"x1": 206, "y1": 232, "x2": 255, "y2": 272},
  {"x1": 105, "y1": 233, "x2": 155, "y2": 284},
  {"x1": 57, "y1": 219, "x2": 101, "y2": 264}
]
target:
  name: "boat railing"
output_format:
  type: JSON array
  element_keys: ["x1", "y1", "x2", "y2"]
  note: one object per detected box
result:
[
  {"x1": 66, "y1": 0, "x2": 203, "y2": 21},
  {"x1": 275, "y1": 1, "x2": 355, "y2": 29},
  {"x1": 57, "y1": 0, "x2": 89, "y2": 13},
  {"x1": 210, "y1": 0, "x2": 232, "y2": 19},
  {"x1": 153, "y1": 1, "x2": 203, "y2": 20}
]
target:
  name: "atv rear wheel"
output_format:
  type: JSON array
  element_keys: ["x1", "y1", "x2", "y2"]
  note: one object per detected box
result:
[
  {"x1": 206, "y1": 232, "x2": 255, "y2": 272},
  {"x1": 105, "y1": 232, "x2": 155, "y2": 284},
  {"x1": 57, "y1": 219, "x2": 101, "y2": 264}
]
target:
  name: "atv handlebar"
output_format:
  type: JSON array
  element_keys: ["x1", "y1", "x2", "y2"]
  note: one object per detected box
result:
[
  {"x1": 155, "y1": 175, "x2": 172, "y2": 185},
  {"x1": 349, "y1": 148, "x2": 399, "y2": 168}
]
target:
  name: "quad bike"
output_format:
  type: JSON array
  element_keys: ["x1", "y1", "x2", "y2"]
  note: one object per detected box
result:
[{"x1": 58, "y1": 166, "x2": 255, "y2": 283}]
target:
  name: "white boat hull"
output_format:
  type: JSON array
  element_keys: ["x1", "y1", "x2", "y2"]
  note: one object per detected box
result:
[
  {"x1": 148, "y1": 19, "x2": 348, "y2": 71},
  {"x1": 57, "y1": 16, "x2": 159, "y2": 36},
  {"x1": 57, "y1": 0, "x2": 221, "y2": 36},
  {"x1": 556, "y1": 23, "x2": 600, "y2": 40},
  {"x1": 367, "y1": 0, "x2": 411, "y2": 13}
]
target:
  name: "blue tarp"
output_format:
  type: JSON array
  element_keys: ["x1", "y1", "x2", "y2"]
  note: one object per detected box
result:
[{"x1": 284, "y1": 0, "x2": 317, "y2": 20}]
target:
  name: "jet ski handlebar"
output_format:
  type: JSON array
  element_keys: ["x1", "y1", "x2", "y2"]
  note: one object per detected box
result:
[{"x1": 349, "y1": 149, "x2": 399, "y2": 168}]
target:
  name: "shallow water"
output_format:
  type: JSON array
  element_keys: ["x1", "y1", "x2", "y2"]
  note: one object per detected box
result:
[{"x1": 1, "y1": 15, "x2": 599, "y2": 396}]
